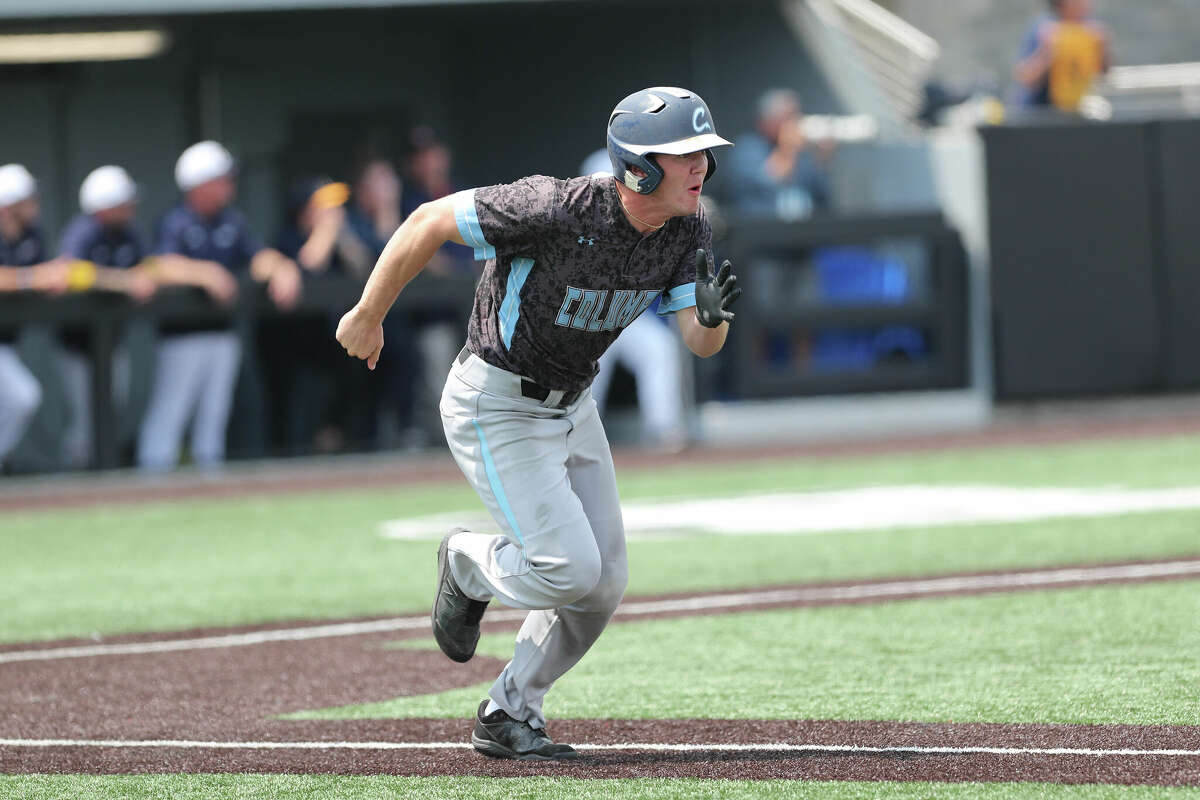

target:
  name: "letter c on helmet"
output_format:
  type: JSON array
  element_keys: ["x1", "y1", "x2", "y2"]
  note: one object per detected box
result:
[{"x1": 692, "y1": 108, "x2": 712, "y2": 133}]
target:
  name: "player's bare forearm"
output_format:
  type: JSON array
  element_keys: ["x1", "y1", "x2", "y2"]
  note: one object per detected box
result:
[
  {"x1": 145, "y1": 254, "x2": 237, "y2": 303},
  {"x1": 353, "y1": 195, "x2": 464, "y2": 323},
  {"x1": 249, "y1": 248, "x2": 292, "y2": 283},
  {"x1": 678, "y1": 309, "x2": 728, "y2": 357},
  {"x1": 136, "y1": 254, "x2": 203, "y2": 286},
  {"x1": 337, "y1": 196, "x2": 464, "y2": 370},
  {"x1": 0, "y1": 267, "x2": 21, "y2": 291}
]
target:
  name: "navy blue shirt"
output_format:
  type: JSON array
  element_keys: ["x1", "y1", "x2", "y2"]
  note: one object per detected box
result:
[
  {"x1": 59, "y1": 214, "x2": 145, "y2": 268},
  {"x1": 0, "y1": 225, "x2": 44, "y2": 342},
  {"x1": 155, "y1": 204, "x2": 264, "y2": 270},
  {"x1": 0, "y1": 225, "x2": 46, "y2": 267},
  {"x1": 155, "y1": 204, "x2": 264, "y2": 334}
]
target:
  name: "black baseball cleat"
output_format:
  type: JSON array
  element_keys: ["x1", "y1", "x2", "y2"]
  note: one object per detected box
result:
[
  {"x1": 431, "y1": 530, "x2": 488, "y2": 663},
  {"x1": 471, "y1": 700, "x2": 581, "y2": 761}
]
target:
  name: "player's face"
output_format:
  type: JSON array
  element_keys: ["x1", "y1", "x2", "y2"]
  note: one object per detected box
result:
[
  {"x1": 656, "y1": 151, "x2": 708, "y2": 216},
  {"x1": 96, "y1": 202, "x2": 136, "y2": 228},
  {"x1": 1059, "y1": 0, "x2": 1091, "y2": 20},
  {"x1": 7, "y1": 197, "x2": 39, "y2": 228},
  {"x1": 188, "y1": 174, "x2": 236, "y2": 217}
]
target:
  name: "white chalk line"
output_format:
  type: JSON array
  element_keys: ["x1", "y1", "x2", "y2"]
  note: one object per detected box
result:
[
  {"x1": 1, "y1": 737, "x2": 1198, "y2": 758},
  {"x1": 3, "y1": 559, "x2": 1199, "y2": 665}
]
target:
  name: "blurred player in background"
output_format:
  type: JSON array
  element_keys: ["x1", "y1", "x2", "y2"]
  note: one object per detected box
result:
[
  {"x1": 345, "y1": 156, "x2": 424, "y2": 448},
  {"x1": 137, "y1": 140, "x2": 301, "y2": 471},
  {"x1": 54, "y1": 165, "x2": 156, "y2": 468},
  {"x1": 726, "y1": 88, "x2": 833, "y2": 221},
  {"x1": 401, "y1": 128, "x2": 477, "y2": 447},
  {"x1": 1015, "y1": 0, "x2": 1111, "y2": 112},
  {"x1": 337, "y1": 86, "x2": 740, "y2": 760},
  {"x1": 0, "y1": 164, "x2": 66, "y2": 471},
  {"x1": 265, "y1": 176, "x2": 373, "y2": 453}
]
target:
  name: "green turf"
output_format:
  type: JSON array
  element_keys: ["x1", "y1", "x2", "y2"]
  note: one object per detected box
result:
[
  {"x1": 291, "y1": 581, "x2": 1200, "y2": 726},
  {"x1": 5, "y1": 432, "x2": 1200, "y2": 643},
  {"x1": 619, "y1": 432, "x2": 1200, "y2": 496},
  {"x1": 4, "y1": 775, "x2": 1199, "y2": 800}
]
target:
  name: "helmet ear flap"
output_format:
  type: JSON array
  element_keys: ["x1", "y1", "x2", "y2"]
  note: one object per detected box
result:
[
  {"x1": 607, "y1": 135, "x2": 664, "y2": 194},
  {"x1": 704, "y1": 149, "x2": 718, "y2": 183}
]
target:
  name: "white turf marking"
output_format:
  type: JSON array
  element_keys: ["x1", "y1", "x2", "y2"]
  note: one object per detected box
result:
[
  {"x1": 3, "y1": 559, "x2": 1199, "y2": 666},
  {"x1": 380, "y1": 485, "x2": 1200, "y2": 540},
  {"x1": 0, "y1": 737, "x2": 1198, "y2": 758}
]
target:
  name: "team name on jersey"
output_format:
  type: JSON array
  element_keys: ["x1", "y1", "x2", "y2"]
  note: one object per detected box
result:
[{"x1": 554, "y1": 287, "x2": 659, "y2": 332}]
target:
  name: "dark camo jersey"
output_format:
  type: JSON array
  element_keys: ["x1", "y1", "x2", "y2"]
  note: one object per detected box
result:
[{"x1": 453, "y1": 174, "x2": 710, "y2": 392}]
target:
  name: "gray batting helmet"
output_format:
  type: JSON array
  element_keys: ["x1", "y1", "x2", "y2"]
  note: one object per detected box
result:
[{"x1": 606, "y1": 87, "x2": 733, "y2": 195}]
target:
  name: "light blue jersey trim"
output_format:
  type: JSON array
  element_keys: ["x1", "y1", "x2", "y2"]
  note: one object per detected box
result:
[
  {"x1": 471, "y1": 419, "x2": 525, "y2": 548},
  {"x1": 659, "y1": 281, "x2": 698, "y2": 314},
  {"x1": 452, "y1": 189, "x2": 496, "y2": 260},
  {"x1": 498, "y1": 257, "x2": 534, "y2": 349}
]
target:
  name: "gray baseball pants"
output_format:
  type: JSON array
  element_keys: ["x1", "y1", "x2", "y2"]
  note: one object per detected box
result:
[
  {"x1": 137, "y1": 332, "x2": 240, "y2": 471},
  {"x1": 439, "y1": 350, "x2": 627, "y2": 729},
  {"x1": 0, "y1": 345, "x2": 41, "y2": 467}
]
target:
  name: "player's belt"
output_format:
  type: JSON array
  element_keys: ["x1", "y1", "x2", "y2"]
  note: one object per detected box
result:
[{"x1": 456, "y1": 346, "x2": 581, "y2": 409}]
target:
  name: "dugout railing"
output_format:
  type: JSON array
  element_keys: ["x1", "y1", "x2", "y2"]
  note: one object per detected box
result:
[
  {"x1": 2, "y1": 213, "x2": 969, "y2": 471},
  {"x1": 1, "y1": 272, "x2": 476, "y2": 471}
]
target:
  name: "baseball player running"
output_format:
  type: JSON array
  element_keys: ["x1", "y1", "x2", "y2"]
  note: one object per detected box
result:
[{"x1": 336, "y1": 87, "x2": 740, "y2": 760}]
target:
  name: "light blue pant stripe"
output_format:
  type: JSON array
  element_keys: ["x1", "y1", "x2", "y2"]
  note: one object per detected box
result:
[
  {"x1": 471, "y1": 418, "x2": 525, "y2": 548},
  {"x1": 499, "y1": 257, "x2": 535, "y2": 349}
]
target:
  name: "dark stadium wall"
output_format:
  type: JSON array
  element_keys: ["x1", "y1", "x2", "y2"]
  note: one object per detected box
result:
[
  {"x1": 982, "y1": 117, "x2": 1200, "y2": 399},
  {"x1": 0, "y1": 0, "x2": 835, "y2": 249}
]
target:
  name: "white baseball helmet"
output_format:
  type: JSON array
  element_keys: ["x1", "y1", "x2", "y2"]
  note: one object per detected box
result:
[
  {"x1": 0, "y1": 164, "x2": 37, "y2": 208},
  {"x1": 80, "y1": 165, "x2": 138, "y2": 214},
  {"x1": 175, "y1": 140, "x2": 234, "y2": 192}
]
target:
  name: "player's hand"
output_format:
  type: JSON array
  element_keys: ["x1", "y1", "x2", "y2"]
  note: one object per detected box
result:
[
  {"x1": 336, "y1": 304, "x2": 385, "y2": 370},
  {"x1": 268, "y1": 260, "x2": 302, "y2": 311},
  {"x1": 30, "y1": 261, "x2": 71, "y2": 295},
  {"x1": 693, "y1": 249, "x2": 741, "y2": 328},
  {"x1": 123, "y1": 269, "x2": 157, "y2": 303},
  {"x1": 203, "y1": 263, "x2": 238, "y2": 305},
  {"x1": 776, "y1": 119, "x2": 807, "y2": 154}
]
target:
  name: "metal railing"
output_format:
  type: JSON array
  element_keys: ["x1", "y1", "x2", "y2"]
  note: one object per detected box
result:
[{"x1": 0, "y1": 271, "x2": 476, "y2": 470}]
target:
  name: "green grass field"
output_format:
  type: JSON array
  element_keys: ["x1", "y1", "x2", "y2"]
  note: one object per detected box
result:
[{"x1": 4, "y1": 432, "x2": 1200, "y2": 798}]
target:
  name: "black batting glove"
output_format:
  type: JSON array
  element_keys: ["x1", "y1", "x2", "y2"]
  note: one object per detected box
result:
[{"x1": 693, "y1": 249, "x2": 742, "y2": 328}]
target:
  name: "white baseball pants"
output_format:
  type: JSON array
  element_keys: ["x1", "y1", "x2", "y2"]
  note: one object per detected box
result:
[{"x1": 0, "y1": 345, "x2": 41, "y2": 467}]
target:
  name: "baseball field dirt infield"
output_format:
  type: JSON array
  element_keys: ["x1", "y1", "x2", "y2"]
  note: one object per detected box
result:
[{"x1": 3, "y1": 561, "x2": 1198, "y2": 786}]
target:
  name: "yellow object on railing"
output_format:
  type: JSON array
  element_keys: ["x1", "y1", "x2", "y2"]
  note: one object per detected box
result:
[{"x1": 67, "y1": 260, "x2": 97, "y2": 292}]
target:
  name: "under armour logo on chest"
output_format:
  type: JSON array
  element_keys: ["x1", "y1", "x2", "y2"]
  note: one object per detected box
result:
[{"x1": 577, "y1": 236, "x2": 595, "y2": 246}]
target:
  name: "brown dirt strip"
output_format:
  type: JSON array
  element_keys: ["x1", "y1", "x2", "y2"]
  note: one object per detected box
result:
[
  {"x1": 2, "y1": 561, "x2": 1199, "y2": 784},
  {"x1": 7, "y1": 734, "x2": 1200, "y2": 786},
  {"x1": 7, "y1": 408, "x2": 1200, "y2": 512}
]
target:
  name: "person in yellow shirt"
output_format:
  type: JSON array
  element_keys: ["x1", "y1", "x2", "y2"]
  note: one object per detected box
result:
[{"x1": 1014, "y1": 0, "x2": 1110, "y2": 112}]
